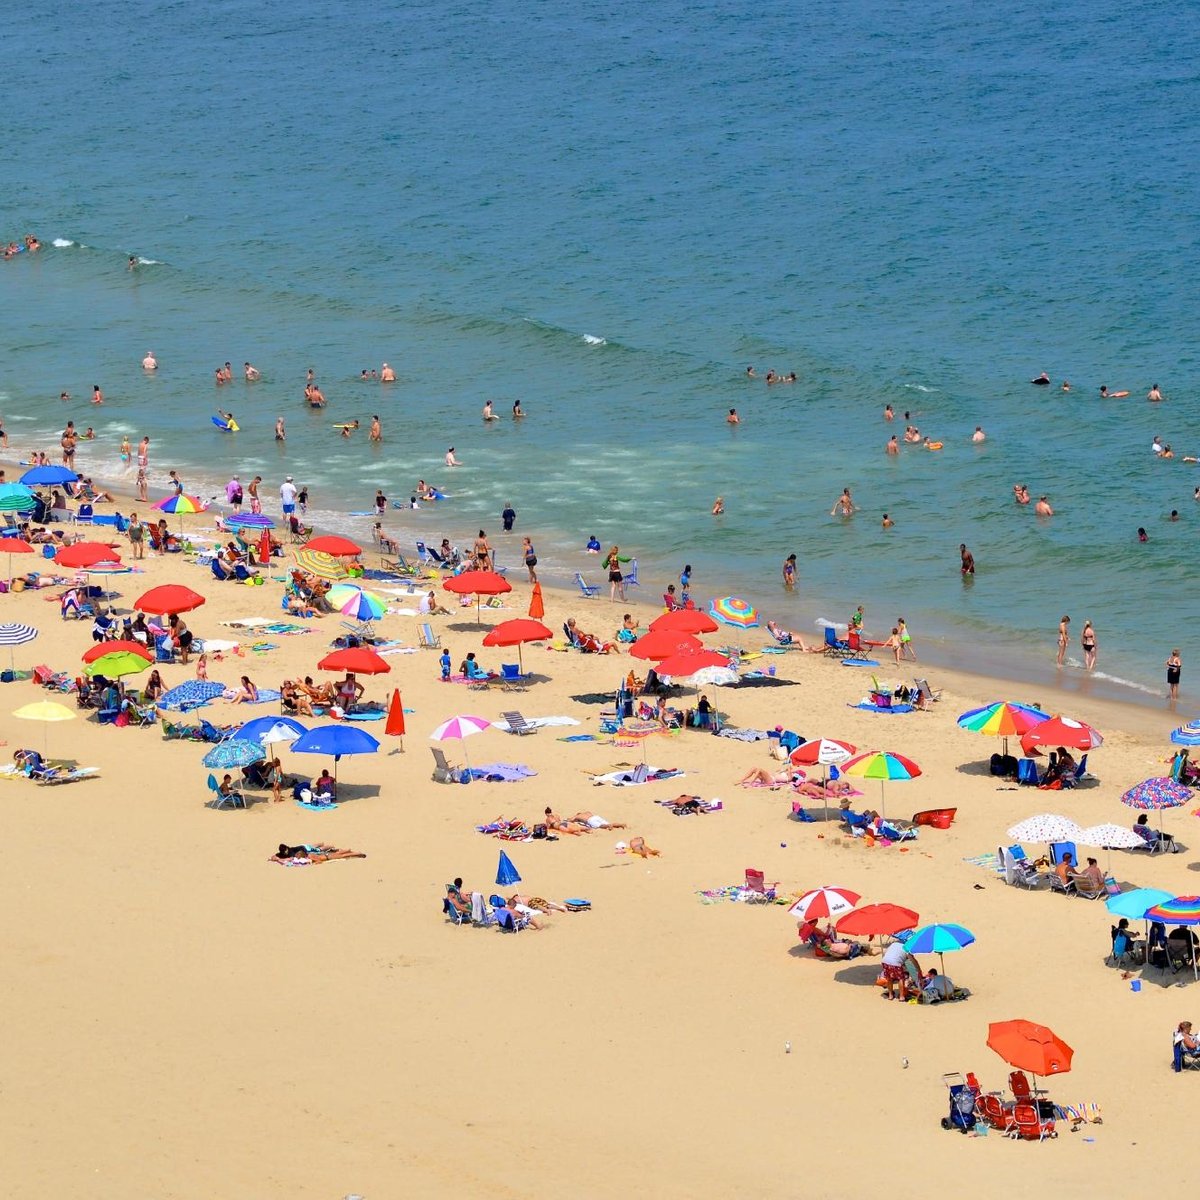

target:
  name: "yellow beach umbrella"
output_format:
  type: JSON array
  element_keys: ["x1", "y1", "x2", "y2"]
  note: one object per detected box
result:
[
  {"x1": 14, "y1": 700, "x2": 76, "y2": 755},
  {"x1": 293, "y1": 548, "x2": 349, "y2": 582}
]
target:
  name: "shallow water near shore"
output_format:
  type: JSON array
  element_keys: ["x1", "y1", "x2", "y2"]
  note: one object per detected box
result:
[{"x1": 2, "y1": 0, "x2": 1198, "y2": 702}]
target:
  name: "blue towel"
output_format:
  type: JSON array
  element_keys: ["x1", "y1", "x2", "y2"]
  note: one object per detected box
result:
[
  {"x1": 841, "y1": 659, "x2": 880, "y2": 668},
  {"x1": 849, "y1": 701, "x2": 915, "y2": 714},
  {"x1": 296, "y1": 799, "x2": 338, "y2": 811}
]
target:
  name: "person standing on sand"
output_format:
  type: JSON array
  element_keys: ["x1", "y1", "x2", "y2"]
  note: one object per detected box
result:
[
  {"x1": 1057, "y1": 615, "x2": 1070, "y2": 667},
  {"x1": 127, "y1": 511, "x2": 145, "y2": 560},
  {"x1": 523, "y1": 536, "x2": 538, "y2": 583},
  {"x1": 1080, "y1": 620, "x2": 1097, "y2": 671},
  {"x1": 1167, "y1": 649, "x2": 1182, "y2": 701},
  {"x1": 959, "y1": 544, "x2": 975, "y2": 575},
  {"x1": 136, "y1": 467, "x2": 148, "y2": 502}
]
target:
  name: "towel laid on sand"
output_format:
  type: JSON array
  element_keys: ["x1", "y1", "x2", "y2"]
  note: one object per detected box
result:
[
  {"x1": 466, "y1": 763, "x2": 538, "y2": 782},
  {"x1": 592, "y1": 765, "x2": 684, "y2": 786}
]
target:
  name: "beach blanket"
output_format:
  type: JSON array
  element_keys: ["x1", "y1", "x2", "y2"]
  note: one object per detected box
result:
[
  {"x1": 296, "y1": 798, "x2": 338, "y2": 812},
  {"x1": 219, "y1": 617, "x2": 275, "y2": 629},
  {"x1": 345, "y1": 711, "x2": 385, "y2": 722},
  {"x1": 841, "y1": 659, "x2": 880, "y2": 668},
  {"x1": 492, "y1": 715, "x2": 580, "y2": 732},
  {"x1": 695, "y1": 885, "x2": 792, "y2": 905},
  {"x1": 159, "y1": 680, "x2": 227, "y2": 711},
  {"x1": 221, "y1": 687, "x2": 281, "y2": 705},
  {"x1": 849, "y1": 701, "x2": 915, "y2": 715},
  {"x1": 466, "y1": 763, "x2": 537, "y2": 782},
  {"x1": 718, "y1": 727, "x2": 770, "y2": 742},
  {"x1": 558, "y1": 734, "x2": 598, "y2": 743},
  {"x1": 476, "y1": 820, "x2": 536, "y2": 839},
  {"x1": 443, "y1": 673, "x2": 499, "y2": 685},
  {"x1": 655, "y1": 797, "x2": 723, "y2": 814},
  {"x1": 592, "y1": 765, "x2": 684, "y2": 786},
  {"x1": 964, "y1": 852, "x2": 1004, "y2": 874}
]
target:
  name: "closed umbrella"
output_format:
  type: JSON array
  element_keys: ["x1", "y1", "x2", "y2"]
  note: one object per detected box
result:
[
  {"x1": 787, "y1": 886, "x2": 861, "y2": 922},
  {"x1": 836, "y1": 903, "x2": 919, "y2": 938},
  {"x1": 496, "y1": 850, "x2": 522, "y2": 887},
  {"x1": 442, "y1": 569, "x2": 512, "y2": 624},
  {"x1": 385, "y1": 688, "x2": 406, "y2": 751},
  {"x1": 904, "y1": 922, "x2": 976, "y2": 975},
  {"x1": 987, "y1": 1020, "x2": 1073, "y2": 1078},
  {"x1": 528, "y1": 581, "x2": 545, "y2": 620},
  {"x1": 0, "y1": 621, "x2": 37, "y2": 672},
  {"x1": 482, "y1": 618, "x2": 553, "y2": 671},
  {"x1": 430, "y1": 714, "x2": 492, "y2": 770}
]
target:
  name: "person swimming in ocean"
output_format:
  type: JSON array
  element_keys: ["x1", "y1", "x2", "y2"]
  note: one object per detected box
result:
[
  {"x1": 830, "y1": 487, "x2": 856, "y2": 517},
  {"x1": 1031, "y1": 372, "x2": 1051, "y2": 385},
  {"x1": 446, "y1": 447, "x2": 462, "y2": 467},
  {"x1": 727, "y1": 408, "x2": 740, "y2": 424},
  {"x1": 1035, "y1": 495, "x2": 1054, "y2": 516},
  {"x1": 1148, "y1": 383, "x2": 1163, "y2": 401},
  {"x1": 1013, "y1": 483, "x2": 1030, "y2": 505},
  {"x1": 244, "y1": 362, "x2": 261, "y2": 381}
]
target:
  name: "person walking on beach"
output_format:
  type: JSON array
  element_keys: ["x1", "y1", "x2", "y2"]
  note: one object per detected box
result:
[
  {"x1": 1080, "y1": 621, "x2": 1097, "y2": 671},
  {"x1": 897, "y1": 617, "x2": 916, "y2": 661},
  {"x1": 605, "y1": 546, "x2": 626, "y2": 602},
  {"x1": 959, "y1": 544, "x2": 975, "y2": 575},
  {"x1": 523, "y1": 536, "x2": 538, "y2": 583},
  {"x1": 127, "y1": 511, "x2": 145, "y2": 560},
  {"x1": 1167, "y1": 649, "x2": 1182, "y2": 701},
  {"x1": 1057, "y1": 615, "x2": 1071, "y2": 667}
]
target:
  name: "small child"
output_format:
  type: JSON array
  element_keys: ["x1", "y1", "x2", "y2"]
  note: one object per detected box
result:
[{"x1": 195, "y1": 653, "x2": 208, "y2": 681}]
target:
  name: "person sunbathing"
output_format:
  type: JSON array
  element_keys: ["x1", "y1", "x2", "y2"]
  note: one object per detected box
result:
[
  {"x1": 301, "y1": 676, "x2": 336, "y2": 706},
  {"x1": 229, "y1": 674, "x2": 259, "y2": 704},
  {"x1": 740, "y1": 764, "x2": 798, "y2": 787},
  {"x1": 281, "y1": 680, "x2": 315, "y2": 716},
  {"x1": 508, "y1": 892, "x2": 568, "y2": 913},
  {"x1": 271, "y1": 843, "x2": 365, "y2": 863},
  {"x1": 566, "y1": 617, "x2": 614, "y2": 654},
  {"x1": 629, "y1": 836, "x2": 661, "y2": 857},
  {"x1": 567, "y1": 810, "x2": 627, "y2": 829},
  {"x1": 543, "y1": 807, "x2": 587, "y2": 835},
  {"x1": 767, "y1": 620, "x2": 811, "y2": 650},
  {"x1": 799, "y1": 920, "x2": 863, "y2": 959},
  {"x1": 500, "y1": 897, "x2": 544, "y2": 929}
]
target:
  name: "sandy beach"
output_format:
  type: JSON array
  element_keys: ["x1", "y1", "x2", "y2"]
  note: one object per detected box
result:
[{"x1": 1, "y1": 470, "x2": 1195, "y2": 1200}]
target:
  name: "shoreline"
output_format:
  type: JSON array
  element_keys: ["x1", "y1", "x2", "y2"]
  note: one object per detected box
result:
[{"x1": 8, "y1": 451, "x2": 1183, "y2": 744}]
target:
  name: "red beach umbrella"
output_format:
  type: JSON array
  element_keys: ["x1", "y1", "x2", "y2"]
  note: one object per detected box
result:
[
  {"x1": 135, "y1": 584, "x2": 206, "y2": 615},
  {"x1": 483, "y1": 618, "x2": 553, "y2": 672},
  {"x1": 790, "y1": 738, "x2": 857, "y2": 766},
  {"x1": 2, "y1": 539, "x2": 35, "y2": 556},
  {"x1": 442, "y1": 570, "x2": 512, "y2": 624},
  {"x1": 528, "y1": 581, "x2": 545, "y2": 620},
  {"x1": 987, "y1": 1020, "x2": 1073, "y2": 1077},
  {"x1": 385, "y1": 688, "x2": 406, "y2": 751},
  {"x1": 835, "y1": 903, "x2": 920, "y2": 938},
  {"x1": 653, "y1": 649, "x2": 731, "y2": 677},
  {"x1": 82, "y1": 640, "x2": 153, "y2": 664},
  {"x1": 318, "y1": 646, "x2": 391, "y2": 675},
  {"x1": 629, "y1": 631, "x2": 702, "y2": 661},
  {"x1": 56, "y1": 542, "x2": 122, "y2": 569},
  {"x1": 1019, "y1": 715, "x2": 1104, "y2": 754},
  {"x1": 302, "y1": 535, "x2": 363, "y2": 557},
  {"x1": 649, "y1": 609, "x2": 720, "y2": 636}
]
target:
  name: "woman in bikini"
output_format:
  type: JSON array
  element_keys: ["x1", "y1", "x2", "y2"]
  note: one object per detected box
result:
[{"x1": 1080, "y1": 620, "x2": 1097, "y2": 671}]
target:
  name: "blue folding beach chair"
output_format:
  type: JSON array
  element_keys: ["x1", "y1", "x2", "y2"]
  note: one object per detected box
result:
[{"x1": 574, "y1": 572, "x2": 600, "y2": 599}]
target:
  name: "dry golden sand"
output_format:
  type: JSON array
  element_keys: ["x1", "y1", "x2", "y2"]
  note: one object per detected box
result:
[{"x1": 1, "y1": 490, "x2": 1194, "y2": 1199}]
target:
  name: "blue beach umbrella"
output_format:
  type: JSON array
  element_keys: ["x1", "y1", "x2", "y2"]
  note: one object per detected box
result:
[
  {"x1": 1170, "y1": 720, "x2": 1200, "y2": 747},
  {"x1": 496, "y1": 850, "x2": 522, "y2": 887},
  {"x1": 0, "y1": 483, "x2": 35, "y2": 513},
  {"x1": 159, "y1": 680, "x2": 227, "y2": 711},
  {"x1": 202, "y1": 738, "x2": 266, "y2": 769},
  {"x1": 903, "y1": 922, "x2": 975, "y2": 975},
  {"x1": 291, "y1": 723, "x2": 380, "y2": 783},
  {"x1": 235, "y1": 715, "x2": 308, "y2": 743},
  {"x1": 1106, "y1": 888, "x2": 1174, "y2": 920},
  {"x1": 19, "y1": 465, "x2": 78, "y2": 486}
]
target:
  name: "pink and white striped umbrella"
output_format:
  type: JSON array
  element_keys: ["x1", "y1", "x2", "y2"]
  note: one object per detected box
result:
[
  {"x1": 787, "y1": 886, "x2": 861, "y2": 922},
  {"x1": 430, "y1": 715, "x2": 492, "y2": 742}
]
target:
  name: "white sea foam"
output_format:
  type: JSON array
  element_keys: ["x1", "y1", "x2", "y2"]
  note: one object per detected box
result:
[
  {"x1": 51, "y1": 238, "x2": 74, "y2": 248},
  {"x1": 902, "y1": 383, "x2": 934, "y2": 392},
  {"x1": 582, "y1": 334, "x2": 606, "y2": 346},
  {"x1": 136, "y1": 257, "x2": 161, "y2": 265}
]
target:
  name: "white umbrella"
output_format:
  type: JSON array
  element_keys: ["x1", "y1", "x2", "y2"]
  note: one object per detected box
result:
[
  {"x1": 1006, "y1": 814, "x2": 1084, "y2": 845},
  {"x1": 787, "y1": 886, "x2": 861, "y2": 922},
  {"x1": 1078, "y1": 822, "x2": 1144, "y2": 874},
  {"x1": 688, "y1": 666, "x2": 739, "y2": 687},
  {"x1": 0, "y1": 621, "x2": 37, "y2": 673}
]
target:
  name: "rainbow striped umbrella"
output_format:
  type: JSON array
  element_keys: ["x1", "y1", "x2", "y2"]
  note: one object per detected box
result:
[
  {"x1": 957, "y1": 700, "x2": 1048, "y2": 757},
  {"x1": 154, "y1": 493, "x2": 204, "y2": 535},
  {"x1": 327, "y1": 584, "x2": 387, "y2": 623},
  {"x1": 1171, "y1": 719, "x2": 1200, "y2": 747},
  {"x1": 1146, "y1": 896, "x2": 1200, "y2": 978},
  {"x1": 709, "y1": 596, "x2": 760, "y2": 629},
  {"x1": 842, "y1": 750, "x2": 921, "y2": 819}
]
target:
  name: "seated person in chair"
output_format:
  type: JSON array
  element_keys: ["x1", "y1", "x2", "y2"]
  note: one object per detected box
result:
[
  {"x1": 799, "y1": 919, "x2": 862, "y2": 959},
  {"x1": 1054, "y1": 851, "x2": 1076, "y2": 887},
  {"x1": 921, "y1": 968, "x2": 958, "y2": 1003},
  {"x1": 1134, "y1": 812, "x2": 1175, "y2": 851},
  {"x1": 218, "y1": 774, "x2": 244, "y2": 805},
  {"x1": 458, "y1": 653, "x2": 490, "y2": 680},
  {"x1": 565, "y1": 617, "x2": 613, "y2": 654},
  {"x1": 313, "y1": 768, "x2": 336, "y2": 802},
  {"x1": 281, "y1": 680, "x2": 315, "y2": 716},
  {"x1": 335, "y1": 672, "x2": 365, "y2": 711},
  {"x1": 1070, "y1": 855, "x2": 1105, "y2": 897}
]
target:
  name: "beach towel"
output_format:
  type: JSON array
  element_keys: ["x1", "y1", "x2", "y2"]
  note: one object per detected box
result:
[
  {"x1": 848, "y1": 701, "x2": 915, "y2": 715},
  {"x1": 296, "y1": 798, "x2": 338, "y2": 811},
  {"x1": 219, "y1": 617, "x2": 275, "y2": 629},
  {"x1": 558, "y1": 734, "x2": 598, "y2": 743},
  {"x1": 718, "y1": 727, "x2": 769, "y2": 741},
  {"x1": 466, "y1": 763, "x2": 538, "y2": 782},
  {"x1": 841, "y1": 659, "x2": 880, "y2": 668},
  {"x1": 592, "y1": 765, "x2": 684, "y2": 786},
  {"x1": 345, "y1": 711, "x2": 385, "y2": 721}
]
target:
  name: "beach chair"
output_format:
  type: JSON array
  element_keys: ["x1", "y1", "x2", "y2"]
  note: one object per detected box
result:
[
  {"x1": 623, "y1": 558, "x2": 641, "y2": 589},
  {"x1": 1174, "y1": 1034, "x2": 1200, "y2": 1072},
  {"x1": 418, "y1": 540, "x2": 448, "y2": 567},
  {"x1": 1045, "y1": 871, "x2": 1075, "y2": 897},
  {"x1": 913, "y1": 677, "x2": 942, "y2": 702},
  {"x1": 822, "y1": 626, "x2": 852, "y2": 657},
  {"x1": 743, "y1": 868, "x2": 778, "y2": 904},
  {"x1": 490, "y1": 894, "x2": 524, "y2": 933},
  {"x1": 1131, "y1": 823, "x2": 1171, "y2": 855},
  {"x1": 1001, "y1": 844, "x2": 1042, "y2": 889},
  {"x1": 1049, "y1": 841, "x2": 1077, "y2": 868},
  {"x1": 74, "y1": 503, "x2": 94, "y2": 526},
  {"x1": 340, "y1": 618, "x2": 376, "y2": 643},
  {"x1": 431, "y1": 747, "x2": 461, "y2": 784},
  {"x1": 501, "y1": 711, "x2": 538, "y2": 736},
  {"x1": 1016, "y1": 758, "x2": 1040, "y2": 786},
  {"x1": 381, "y1": 552, "x2": 419, "y2": 577},
  {"x1": 499, "y1": 664, "x2": 529, "y2": 691},
  {"x1": 574, "y1": 572, "x2": 600, "y2": 599},
  {"x1": 206, "y1": 772, "x2": 245, "y2": 810},
  {"x1": 1009, "y1": 1102, "x2": 1055, "y2": 1141},
  {"x1": 418, "y1": 623, "x2": 441, "y2": 650},
  {"x1": 442, "y1": 896, "x2": 471, "y2": 926}
]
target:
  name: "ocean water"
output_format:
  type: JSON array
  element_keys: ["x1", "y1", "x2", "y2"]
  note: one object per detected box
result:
[{"x1": 2, "y1": 0, "x2": 1198, "y2": 701}]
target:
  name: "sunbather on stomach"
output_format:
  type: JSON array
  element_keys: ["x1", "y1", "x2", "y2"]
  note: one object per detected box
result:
[{"x1": 271, "y1": 843, "x2": 365, "y2": 864}]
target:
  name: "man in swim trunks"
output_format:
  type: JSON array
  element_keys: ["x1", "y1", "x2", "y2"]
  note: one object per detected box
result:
[
  {"x1": 1035, "y1": 495, "x2": 1054, "y2": 516},
  {"x1": 882, "y1": 513, "x2": 894, "y2": 529},
  {"x1": 244, "y1": 362, "x2": 261, "y2": 381},
  {"x1": 381, "y1": 363, "x2": 396, "y2": 382},
  {"x1": 972, "y1": 426, "x2": 985, "y2": 442},
  {"x1": 830, "y1": 488, "x2": 856, "y2": 517},
  {"x1": 960, "y1": 544, "x2": 975, "y2": 575},
  {"x1": 280, "y1": 475, "x2": 297, "y2": 517},
  {"x1": 727, "y1": 408, "x2": 740, "y2": 424},
  {"x1": 369, "y1": 415, "x2": 381, "y2": 442},
  {"x1": 886, "y1": 435, "x2": 899, "y2": 454},
  {"x1": 1148, "y1": 383, "x2": 1163, "y2": 401},
  {"x1": 142, "y1": 351, "x2": 157, "y2": 370}
]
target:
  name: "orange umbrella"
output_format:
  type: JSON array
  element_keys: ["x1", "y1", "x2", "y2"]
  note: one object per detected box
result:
[
  {"x1": 442, "y1": 569, "x2": 512, "y2": 624},
  {"x1": 835, "y1": 903, "x2": 920, "y2": 938},
  {"x1": 630, "y1": 630, "x2": 702, "y2": 661},
  {"x1": 987, "y1": 1020, "x2": 1073, "y2": 1076},
  {"x1": 56, "y1": 541, "x2": 122, "y2": 569},
  {"x1": 385, "y1": 688, "x2": 406, "y2": 751},
  {"x1": 82, "y1": 640, "x2": 153, "y2": 664},
  {"x1": 649, "y1": 609, "x2": 719, "y2": 635},
  {"x1": 302, "y1": 535, "x2": 363, "y2": 557},
  {"x1": 528, "y1": 581, "x2": 544, "y2": 620},
  {"x1": 317, "y1": 646, "x2": 391, "y2": 675},
  {"x1": 482, "y1": 618, "x2": 553, "y2": 671},
  {"x1": 135, "y1": 584, "x2": 205, "y2": 614}
]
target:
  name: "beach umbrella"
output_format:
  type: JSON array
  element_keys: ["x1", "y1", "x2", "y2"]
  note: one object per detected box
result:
[
  {"x1": 153, "y1": 493, "x2": 205, "y2": 535},
  {"x1": 1019, "y1": 714, "x2": 1103, "y2": 754},
  {"x1": 655, "y1": 649, "x2": 731, "y2": 678},
  {"x1": 496, "y1": 849, "x2": 522, "y2": 887},
  {"x1": 1077, "y1": 822, "x2": 1147, "y2": 874},
  {"x1": 483, "y1": 618, "x2": 553, "y2": 672},
  {"x1": 1006, "y1": 814, "x2": 1084, "y2": 845},
  {"x1": 0, "y1": 537, "x2": 34, "y2": 584},
  {"x1": 649, "y1": 609, "x2": 720, "y2": 635},
  {"x1": 528, "y1": 581, "x2": 545, "y2": 620},
  {"x1": 1145, "y1": 896, "x2": 1200, "y2": 979},
  {"x1": 0, "y1": 622, "x2": 37, "y2": 672},
  {"x1": 0, "y1": 483, "x2": 35, "y2": 513},
  {"x1": 791, "y1": 738, "x2": 857, "y2": 767},
  {"x1": 19, "y1": 465, "x2": 77, "y2": 486},
  {"x1": 83, "y1": 650, "x2": 152, "y2": 679},
  {"x1": 135, "y1": 584, "x2": 206, "y2": 615},
  {"x1": 904, "y1": 922, "x2": 975, "y2": 975},
  {"x1": 836, "y1": 903, "x2": 920, "y2": 939},
  {"x1": 956, "y1": 700, "x2": 1048, "y2": 757},
  {"x1": 82, "y1": 640, "x2": 152, "y2": 664},
  {"x1": 201, "y1": 738, "x2": 266, "y2": 770},
  {"x1": 1171, "y1": 719, "x2": 1200, "y2": 747},
  {"x1": 430, "y1": 713, "x2": 491, "y2": 770},
  {"x1": 1121, "y1": 777, "x2": 1191, "y2": 839},
  {"x1": 293, "y1": 548, "x2": 349, "y2": 582},
  {"x1": 1106, "y1": 888, "x2": 1174, "y2": 920},
  {"x1": 290, "y1": 723, "x2": 380, "y2": 784},
  {"x1": 841, "y1": 750, "x2": 921, "y2": 819},
  {"x1": 13, "y1": 699, "x2": 75, "y2": 754},
  {"x1": 442, "y1": 569, "x2": 512, "y2": 624},
  {"x1": 302, "y1": 535, "x2": 362, "y2": 557},
  {"x1": 235, "y1": 715, "x2": 308, "y2": 744},
  {"x1": 629, "y1": 630, "x2": 703, "y2": 661},
  {"x1": 317, "y1": 646, "x2": 391, "y2": 675},
  {"x1": 787, "y1": 886, "x2": 861, "y2": 922},
  {"x1": 225, "y1": 513, "x2": 275, "y2": 531},
  {"x1": 709, "y1": 596, "x2": 760, "y2": 629},
  {"x1": 385, "y1": 688, "x2": 406, "y2": 751},
  {"x1": 158, "y1": 680, "x2": 226, "y2": 711},
  {"x1": 688, "y1": 665, "x2": 739, "y2": 687},
  {"x1": 81, "y1": 560, "x2": 132, "y2": 605},
  {"x1": 987, "y1": 1020, "x2": 1073, "y2": 1077},
  {"x1": 327, "y1": 584, "x2": 387, "y2": 624},
  {"x1": 55, "y1": 541, "x2": 122, "y2": 569}
]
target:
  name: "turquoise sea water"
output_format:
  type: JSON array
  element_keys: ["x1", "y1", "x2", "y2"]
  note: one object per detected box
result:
[{"x1": 2, "y1": 0, "x2": 1198, "y2": 701}]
